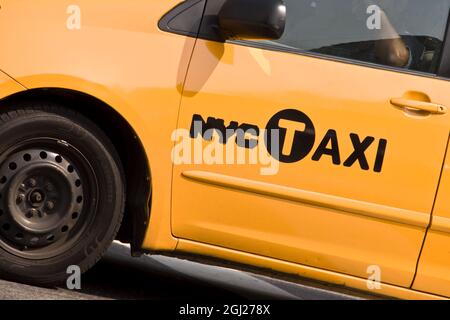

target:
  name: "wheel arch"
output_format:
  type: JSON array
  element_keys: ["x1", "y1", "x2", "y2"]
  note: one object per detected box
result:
[{"x1": 0, "y1": 88, "x2": 152, "y2": 255}]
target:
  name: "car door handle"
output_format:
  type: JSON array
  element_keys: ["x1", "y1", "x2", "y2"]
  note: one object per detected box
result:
[{"x1": 390, "y1": 98, "x2": 447, "y2": 114}]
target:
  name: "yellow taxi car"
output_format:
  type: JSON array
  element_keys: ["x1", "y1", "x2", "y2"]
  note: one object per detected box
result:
[{"x1": 0, "y1": 0, "x2": 449, "y2": 299}]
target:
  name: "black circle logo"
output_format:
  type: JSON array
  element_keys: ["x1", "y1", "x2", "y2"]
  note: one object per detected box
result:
[{"x1": 265, "y1": 109, "x2": 316, "y2": 163}]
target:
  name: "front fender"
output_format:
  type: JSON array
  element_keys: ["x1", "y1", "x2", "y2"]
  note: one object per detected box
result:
[{"x1": 0, "y1": 70, "x2": 26, "y2": 99}]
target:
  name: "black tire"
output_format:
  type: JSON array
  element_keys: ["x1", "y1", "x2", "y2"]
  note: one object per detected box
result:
[{"x1": 0, "y1": 103, "x2": 125, "y2": 286}]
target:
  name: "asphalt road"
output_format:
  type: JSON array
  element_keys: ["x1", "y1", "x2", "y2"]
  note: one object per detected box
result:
[{"x1": 0, "y1": 241, "x2": 363, "y2": 300}]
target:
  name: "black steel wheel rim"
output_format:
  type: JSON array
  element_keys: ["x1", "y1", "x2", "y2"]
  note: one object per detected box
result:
[{"x1": 0, "y1": 138, "x2": 98, "y2": 259}]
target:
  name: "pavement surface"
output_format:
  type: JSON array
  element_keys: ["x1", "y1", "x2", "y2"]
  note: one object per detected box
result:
[{"x1": 0, "y1": 241, "x2": 363, "y2": 300}]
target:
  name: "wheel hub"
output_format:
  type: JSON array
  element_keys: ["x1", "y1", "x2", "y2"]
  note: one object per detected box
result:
[
  {"x1": 0, "y1": 149, "x2": 84, "y2": 249},
  {"x1": 29, "y1": 190, "x2": 44, "y2": 205}
]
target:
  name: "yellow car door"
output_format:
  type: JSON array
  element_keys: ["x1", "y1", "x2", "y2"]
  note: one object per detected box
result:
[{"x1": 170, "y1": 0, "x2": 450, "y2": 288}]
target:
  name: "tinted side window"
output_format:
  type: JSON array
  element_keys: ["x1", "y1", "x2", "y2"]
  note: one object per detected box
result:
[{"x1": 264, "y1": 0, "x2": 450, "y2": 74}]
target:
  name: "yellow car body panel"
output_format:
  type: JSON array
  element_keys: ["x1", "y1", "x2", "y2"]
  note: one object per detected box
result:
[
  {"x1": 0, "y1": 70, "x2": 25, "y2": 97},
  {"x1": 0, "y1": 0, "x2": 448, "y2": 299},
  {"x1": 172, "y1": 39, "x2": 450, "y2": 291},
  {"x1": 413, "y1": 143, "x2": 450, "y2": 297}
]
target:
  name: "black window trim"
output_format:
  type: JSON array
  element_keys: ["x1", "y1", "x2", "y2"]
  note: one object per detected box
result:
[
  {"x1": 437, "y1": 8, "x2": 450, "y2": 78},
  {"x1": 158, "y1": 0, "x2": 207, "y2": 38}
]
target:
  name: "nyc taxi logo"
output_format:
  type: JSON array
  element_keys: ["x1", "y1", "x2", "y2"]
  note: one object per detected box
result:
[{"x1": 172, "y1": 109, "x2": 387, "y2": 176}]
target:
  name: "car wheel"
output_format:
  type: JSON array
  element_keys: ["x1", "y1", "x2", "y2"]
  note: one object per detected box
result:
[{"x1": 0, "y1": 103, "x2": 125, "y2": 286}]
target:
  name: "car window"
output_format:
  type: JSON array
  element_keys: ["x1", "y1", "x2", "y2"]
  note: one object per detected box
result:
[{"x1": 259, "y1": 0, "x2": 450, "y2": 74}]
